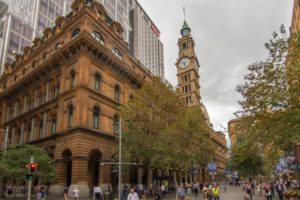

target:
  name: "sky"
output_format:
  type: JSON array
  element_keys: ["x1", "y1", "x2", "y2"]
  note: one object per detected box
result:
[{"x1": 138, "y1": 0, "x2": 294, "y2": 140}]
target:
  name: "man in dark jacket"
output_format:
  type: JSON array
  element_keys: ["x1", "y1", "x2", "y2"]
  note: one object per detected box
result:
[{"x1": 275, "y1": 181, "x2": 284, "y2": 200}]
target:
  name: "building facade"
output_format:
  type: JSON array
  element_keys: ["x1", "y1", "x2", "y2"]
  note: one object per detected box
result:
[
  {"x1": 0, "y1": 0, "x2": 152, "y2": 196},
  {"x1": 291, "y1": 0, "x2": 300, "y2": 34},
  {"x1": 175, "y1": 20, "x2": 228, "y2": 182},
  {"x1": 228, "y1": 118, "x2": 240, "y2": 147},
  {"x1": 129, "y1": 0, "x2": 164, "y2": 78},
  {"x1": 0, "y1": 0, "x2": 165, "y2": 79}
]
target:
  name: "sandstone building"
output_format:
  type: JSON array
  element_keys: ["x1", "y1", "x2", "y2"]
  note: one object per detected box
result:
[
  {"x1": 175, "y1": 19, "x2": 228, "y2": 182},
  {"x1": 0, "y1": 0, "x2": 152, "y2": 196}
]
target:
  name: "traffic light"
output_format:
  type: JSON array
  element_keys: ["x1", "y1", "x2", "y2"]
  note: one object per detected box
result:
[
  {"x1": 29, "y1": 162, "x2": 37, "y2": 173},
  {"x1": 25, "y1": 174, "x2": 33, "y2": 180}
]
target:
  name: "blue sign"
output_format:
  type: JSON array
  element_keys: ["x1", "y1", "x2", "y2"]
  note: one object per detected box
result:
[{"x1": 207, "y1": 162, "x2": 217, "y2": 173}]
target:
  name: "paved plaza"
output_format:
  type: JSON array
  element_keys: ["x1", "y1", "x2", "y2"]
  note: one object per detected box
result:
[{"x1": 1, "y1": 187, "x2": 284, "y2": 200}]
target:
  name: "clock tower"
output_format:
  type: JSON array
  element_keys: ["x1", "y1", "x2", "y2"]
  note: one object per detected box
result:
[{"x1": 176, "y1": 20, "x2": 201, "y2": 106}]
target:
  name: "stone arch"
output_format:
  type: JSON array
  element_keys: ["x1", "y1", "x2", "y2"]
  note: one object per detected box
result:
[
  {"x1": 61, "y1": 148, "x2": 73, "y2": 187},
  {"x1": 88, "y1": 149, "x2": 102, "y2": 190}
]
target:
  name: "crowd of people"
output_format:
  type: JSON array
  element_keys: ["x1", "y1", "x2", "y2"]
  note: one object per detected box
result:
[{"x1": 242, "y1": 179, "x2": 299, "y2": 200}]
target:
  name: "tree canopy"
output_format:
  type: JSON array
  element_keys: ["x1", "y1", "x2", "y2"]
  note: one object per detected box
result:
[
  {"x1": 231, "y1": 25, "x2": 300, "y2": 176},
  {"x1": 121, "y1": 77, "x2": 215, "y2": 170},
  {"x1": 0, "y1": 145, "x2": 55, "y2": 184}
]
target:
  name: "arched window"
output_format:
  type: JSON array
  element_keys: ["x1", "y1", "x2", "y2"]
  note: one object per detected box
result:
[
  {"x1": 112, "y1": 48, "x2": 122, "y2": 59},
  {"x1": 55, "y1": 42, "x2": 62, "y2": 50},
  {"x1": 93, "y1": 107, "x2": 100, "y2": 129},
  {"x1": 114, "y1": 85, "x2": 120, "y2": 101},
  {"x1": 95, "y1": 73, "x2": 101, "y2": 90},
  {"x1": 67, "y1": 104, "x2": 73, "y2": 127},
  {"x1": 91, "y1": 31, "x2": 104, "y2": 45},
  {"x1": 113, "y1": 115, "x2": 120, "y2": 134},
  {"x1": 52, "y1": 114, "x2": 57, "y2": 134},
  {"x1": 71, "y1": 28, "x2": 80, "y2": 39},
  {"x1": 70, "y1": 70, "x2": 76, "y2": 88}
]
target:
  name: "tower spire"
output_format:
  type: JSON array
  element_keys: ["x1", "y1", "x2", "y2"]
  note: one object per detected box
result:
[{"x1": 180, "y1": 7, "x2": 191, "y2": 37}]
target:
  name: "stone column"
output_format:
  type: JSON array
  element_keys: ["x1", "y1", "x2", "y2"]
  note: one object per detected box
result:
[
  {"x1": 178, "y1": 171, "x2": 183, "y2": 185},
  {"x1": 137, "y1": 167, "x2": 143, "y2": 184},
  {"x1": 23, "y1": 96, "x2": 27, "y2": 113},
  {"x1": 19, "y1": 122, "x2": 24, "y2": 144},
  {"x1": 34, "y1": 89, "x2": 38, "y2": 107},
  {"x1": 29, "y1": 118, "x2": 35, "y2": 142},
  {"x1": 184, "y1": 173, "x2": 188, "y2": 184},
  {"x1": 42, "y1": 113, "x2": 47, "y2": 138},
  {"x1": 49, "y1": 160, "x2": 67, "y2": 196},
  {"x1": 69, "y1": 157, "x2": 89, "y2": 197},
  {"x1": 45, "y1": 82, "x2": 50, "y2": 101},
  {"x1": 11, "y1": 127, "x2": 15, "y2": 145},
  {"x1": 173, "y1": 171, "x2": 177, "y2": 188},
  {"x1": 147, "y1": 167, "x2": 153, "y2": 189}
]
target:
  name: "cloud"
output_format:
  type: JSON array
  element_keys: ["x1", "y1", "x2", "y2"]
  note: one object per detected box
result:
[{"x1": 138, "y1": 0, "x2": 294, "y2": 133}]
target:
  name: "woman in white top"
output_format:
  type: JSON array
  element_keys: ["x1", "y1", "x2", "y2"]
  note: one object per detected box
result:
[{"x1": 73, "y1": 186, "x2": 80, "y2": 200}]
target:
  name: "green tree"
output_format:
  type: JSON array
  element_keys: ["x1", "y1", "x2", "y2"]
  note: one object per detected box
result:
[
  {"x1": 0, "y1": 145, "x2": 55, "y2": 184},
  {"x1": 121, "y1": 77, "x2": 215, "y2": 171},
  {"x1": 236, "y1": 25, "x2": 300, "y2": 153}
]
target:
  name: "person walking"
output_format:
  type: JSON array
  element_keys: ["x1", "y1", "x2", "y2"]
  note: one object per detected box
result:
[
  {"x1": 127, "y1": 188, "x2": 139, "y2": 200},
  {"x1": 160, "y1": 184, "x2": 166, "y2": 198},
  {"x1": 212, "y1": 184, "x2": 220, "y2": 200},
  {"x1": 275, "y1": 181, "x2": 284, "y2": 200},
  {"x1": 64, "y1": 186, "x2": 69, "y2": 200},
  {"x1": 73, "y1": 186, "x2": 80, "y2": 200},
  {"x1": 264, "y1": 182, "x2": 272, "y2": 200},
  {"x1": 176, "y1": 185, "x2": 185, "y2": 200},
  {"x1": 94, "y1": 185, "x2": 102, "y2": 200}
]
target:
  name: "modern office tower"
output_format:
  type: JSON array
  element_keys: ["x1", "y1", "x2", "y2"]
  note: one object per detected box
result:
[
  {"x1": 0, "y1": 0, "x2": 73, "y2": 74},
  {"x1": 0, "y1": 0, "x2": 164, "y2": 78},
  {"x1": 129, "y1": 0, "x2": 164, "y2": 78}
]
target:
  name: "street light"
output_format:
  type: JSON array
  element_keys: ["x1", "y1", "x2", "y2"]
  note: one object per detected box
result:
[{"x1": 0, "y1": 127, "x2": 9, "y2": 152}]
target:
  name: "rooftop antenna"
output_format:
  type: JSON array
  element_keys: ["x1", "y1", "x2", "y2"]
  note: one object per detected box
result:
[{"x1": 183, "y1": 6, "x2": 186, "y2": 21}]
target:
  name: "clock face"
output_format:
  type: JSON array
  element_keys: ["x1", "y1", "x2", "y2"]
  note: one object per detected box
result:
[{"x1": 179, "y1": 57, "x2": 190, "y2": 68}]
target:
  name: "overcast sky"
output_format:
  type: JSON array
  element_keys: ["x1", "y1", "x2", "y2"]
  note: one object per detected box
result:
[{"x1": 138, "y1": 0, "x2": 294, "y2": 138}]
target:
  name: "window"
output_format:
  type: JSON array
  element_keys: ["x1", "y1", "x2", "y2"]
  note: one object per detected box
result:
[
  {"x1": 114, "y1": 85, "x2": 120, "y2": 101},
  {"x1": 93, "y1": 107, "x2": 100, "y2": 129},
  {"x1": 91, "y1": 31, "x2": 104, "y2": 45},
  {"x1": 67, "y1": 104, "x2": 73, "y2": 127},
  {"x1": 94, "y1": 73, "x2": 101, "y2": 90},
  {"x1": 112, "y1": 48, "x2": 122, "y2": 59},
  {"x1": 113, "y1": 115, "x2": 120, "y2": 134},
  {"x1": 182, "y1": 42, "x2": 187, "y2": 49},
  {"x1": 71, "y1": 28, "x2": 80, "y2": 39},
  {"x1": 70, "y1": 70, "x2": 76, "y2": 88},
  {"x1": 55, "y1": 42, "x2": 62, "y2": 50},
  {"x1": 52, "y1": 114, "x2": 57, "y2": 134}
]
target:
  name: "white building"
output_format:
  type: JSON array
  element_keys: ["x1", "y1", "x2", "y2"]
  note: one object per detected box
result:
[{"x1": 129, "y1": 0, "x2": 164, "y2": 78}]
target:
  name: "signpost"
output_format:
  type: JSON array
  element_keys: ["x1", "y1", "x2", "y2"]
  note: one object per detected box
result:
[
  {"x1": 208, "y1": 162, "x2": 217, "y2": 182},
  {"x1": 27, "y1": 157, "x2": 35, "y2": 200}
]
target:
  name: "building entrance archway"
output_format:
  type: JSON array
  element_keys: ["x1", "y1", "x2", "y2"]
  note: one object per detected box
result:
[
  {"x1": 88, "y1": 149, "x2": 102, "y2": 190},
  {"x1": 62, "y1": 149, "x2": 72, "y2": 187}
]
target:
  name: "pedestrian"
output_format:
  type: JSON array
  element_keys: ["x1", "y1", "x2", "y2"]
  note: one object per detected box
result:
[
  {"x1": 127, "y1": 188, "x2": 139, "y2": 200},
  {"x1": 64, "y1": 186, "x2": 69, "y2": 200},
  {"x1": 275, "y1": 181, "x2": 284, "y2": 200},
  {"x1": 94, "y1": 185, "x2": 102, "y2": 200},
  {"x1": 161, "y1": 184, "x2": 166, "y2": 198},
  {"x1": 212, "y1": 184, "x2": 220, "y2": 200},
  {"x1": 222, "y1": 181, "x2": 227, "y2": 192},
  {"x1": 264, "y1": 182, "x2": 272, "y2": 200},
  {"x1": 73, "y1": 186, "x2": 80, "y2": 200},
  {"x1": 246, "y1": 182, "x2": 252, "y2": 200},
  {"x1": 186, "y1": 185, "x2": 193, "y2": 200},
  {"x1": 122, "y1": 185, "x2": 129, "y2": 200},
  {"x1": 192, "y1": 183, "x2": 198, "y2": 197},
  {"x1": 40, "y1": 186, "x2": 46, "y2": 200},
  {"x1": 176, "y1": 185, "x2": 185, "y2": 200},
  {"x1": 202, "y1": 184, "x2": 208, "y2": 200}
]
